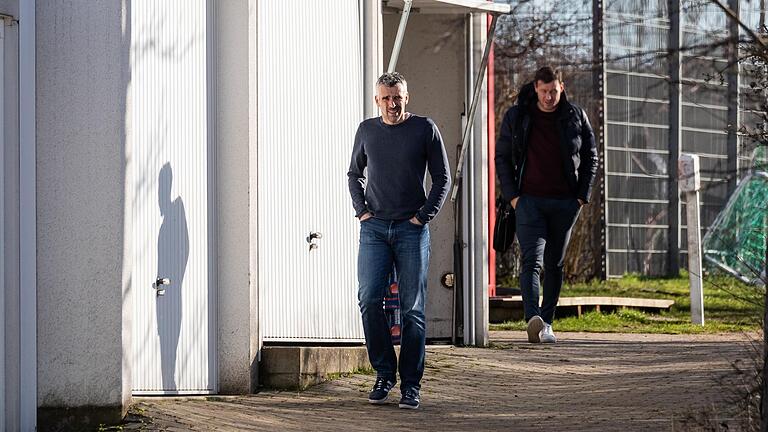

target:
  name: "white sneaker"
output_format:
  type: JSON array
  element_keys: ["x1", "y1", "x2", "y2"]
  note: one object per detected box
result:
[
  {"x1": 540, "y1": 323, "x2": 557, "y2": 343},
  {"x1": 526, "y1": 316, "x2": 544, "y2": 343}
]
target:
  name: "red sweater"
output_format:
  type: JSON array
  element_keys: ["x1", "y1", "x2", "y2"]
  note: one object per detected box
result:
[{"x1": 521, "y1": 105, "x2": 571, "y2": 198}]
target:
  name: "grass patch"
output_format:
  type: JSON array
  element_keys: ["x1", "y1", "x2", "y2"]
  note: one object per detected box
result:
[{"x1": 491, "y1": 273, "x2": 764, "y2": 334}]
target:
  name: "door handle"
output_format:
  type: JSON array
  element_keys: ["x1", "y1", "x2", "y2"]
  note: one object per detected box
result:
[
  {"x1": 153, "y1": 277, "x2": 171, "y2": 296},
  {"x1": 307, "y1": 232, "x2": 322, "y2": 251}
]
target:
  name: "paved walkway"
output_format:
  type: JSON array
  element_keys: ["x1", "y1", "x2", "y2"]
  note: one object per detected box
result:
[{"x1": 124, "y1": 331, "x2": 759, "y2": 431}]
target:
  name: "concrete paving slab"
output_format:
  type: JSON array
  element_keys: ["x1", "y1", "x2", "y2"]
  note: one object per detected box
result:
[{"x1": 120, "y1": 331, "x2": 759, "y2": 431}]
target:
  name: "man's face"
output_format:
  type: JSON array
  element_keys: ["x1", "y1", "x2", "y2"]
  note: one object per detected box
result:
[
  {"x1": 375, "y1": 83, "x2": 409, "y2": 125},
  {"x1": 534, "y1": 79, "x2": 563, "y2": 112}
]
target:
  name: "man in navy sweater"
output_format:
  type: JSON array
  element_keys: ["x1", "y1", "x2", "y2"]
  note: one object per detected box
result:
[
  {"x1": 348, "y1": 72, "x2": 450, "y2": 409},
  {"x1": 495, "y1": 66, "x2": 597, "y2": 344}
]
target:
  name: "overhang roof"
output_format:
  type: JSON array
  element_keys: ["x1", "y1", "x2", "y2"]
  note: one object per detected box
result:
[{"x1": 383, "y1": 0, "x2": 512, "y2": 15}]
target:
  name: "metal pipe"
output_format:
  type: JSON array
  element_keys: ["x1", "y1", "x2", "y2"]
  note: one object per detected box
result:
[
  {"x1": 594, "y1": 0, "x2": 608, "y2": 279},
  {"x1": 726, "y1": 0, "x2": 740, "y2": 196},
  {"x1": 668, "y1": 0, "x2": 681, "y2": 276},
  {"x1": 463, "y1": 18, "x2": 475, "y2": 346},
  {"x1": 387, "y1": 0, "x2": 412, "y2": 72},
  {"x1": 703, "y1": 256, "x2": 753, "y2": 284},
  {"x1": 450, "y1": 13, "x2": 498, "y2": 202}
]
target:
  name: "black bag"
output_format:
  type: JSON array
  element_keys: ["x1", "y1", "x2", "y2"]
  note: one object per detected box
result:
[{"x1": 493, "y1": 198, "x2": 516, "y2": 252}]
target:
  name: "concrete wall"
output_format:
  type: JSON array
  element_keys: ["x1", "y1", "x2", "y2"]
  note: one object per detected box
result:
[
  {"x1": 248, "y1": 0, "x2": 260, "y2": 390},
  {"x1": 36, "y1": 0, "x2": 129, "y2": 427},
  {"x1": 216, "y1": 0, "x2": 254, "y2": 394},
  {"x1": 0, "y1": 1, "x2": 17, "y2": 17},
  {"x1": 362, "y1": 1, "x2": 383, "y2": 119},
  {"x1": 383, "y1": 13, "x2": 466, "y2": 340},
  {"x1": 31, "y1": 1, "x2": 257, "y2": 422},
  {"x1": 0, "y1": 0, "x2": 17, "y2": 16},
  {"x1": 35, "y1": 0, "x2": 258, "y2": 419}
]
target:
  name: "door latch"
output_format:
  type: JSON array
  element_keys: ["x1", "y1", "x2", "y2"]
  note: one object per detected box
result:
[
  {"x1": 153, "y1": 277, "x2": 171, "y2": 296},
  {"x1": 306, "y1": 232, "x2": 322, "y2": 251}
]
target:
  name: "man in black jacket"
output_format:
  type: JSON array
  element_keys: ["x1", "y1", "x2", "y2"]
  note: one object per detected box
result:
[{"x1": 495, "y1": 66, "x2": 597, "y2": 343}]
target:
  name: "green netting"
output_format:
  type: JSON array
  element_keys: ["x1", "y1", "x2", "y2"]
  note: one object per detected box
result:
[{"x1": 703, "y1": 148, "x2": 767, "y2": 285}]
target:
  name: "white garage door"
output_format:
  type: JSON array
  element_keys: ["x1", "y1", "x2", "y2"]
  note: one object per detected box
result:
[
  {"x1": 258, "y1": 0, "x2": 365, "y2": 342},
  {"x1": 130, "y1": 0, "x2": 216, "y2": 394}
]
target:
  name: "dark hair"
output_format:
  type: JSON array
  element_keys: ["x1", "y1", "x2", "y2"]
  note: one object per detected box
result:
[
  {"x1": 534, "y1": 66, "x2": 563, "y2": 84},
  {"x1": 377, "y1": 72, "x2": 408, "y2": 88}
]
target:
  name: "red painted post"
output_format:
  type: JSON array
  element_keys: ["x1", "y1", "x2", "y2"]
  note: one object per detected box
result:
[{"x1": 487, "y1": 13, "x2": 496, "y2": 298}]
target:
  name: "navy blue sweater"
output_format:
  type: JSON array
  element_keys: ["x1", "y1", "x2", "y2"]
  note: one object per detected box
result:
[{"x1": 347, "y1": 115, "x2": 451, "y2": 224}]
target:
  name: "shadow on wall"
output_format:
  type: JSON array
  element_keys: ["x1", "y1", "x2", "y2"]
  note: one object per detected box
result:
[{"x1": 156, "y1": 162, "x2": 189, "y2": 390}]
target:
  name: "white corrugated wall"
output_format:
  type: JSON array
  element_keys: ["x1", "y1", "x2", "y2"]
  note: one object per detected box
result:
[
  {"x1": 130, "y1": 0, "x2": 215, "y2": 394},
  {"x1": 258, "y1": 0, "x2": 365, "y2": 341}
]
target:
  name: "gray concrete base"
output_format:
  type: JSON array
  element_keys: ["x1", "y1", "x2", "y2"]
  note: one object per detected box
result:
[
  {"x1": 260, "y1": 346, "x2": 374, "y2": 390},
  {"x1": 38, "y1": 405, "x2": 127, "y2": 432}
]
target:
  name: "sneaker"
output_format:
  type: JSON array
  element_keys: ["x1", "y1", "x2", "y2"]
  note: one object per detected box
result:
[
  {"x1": 399, "y1": 388, "x2": 420, "y2": 410},
  {"x1": 540, "y1": 323, "x2": 557, "y2": 343},
  {"x1": 527, "y1": 315, "x2": 544, "y2": 343},
  {"x1": 368, "y1": 377, "x2": 396, "y2": 404}
]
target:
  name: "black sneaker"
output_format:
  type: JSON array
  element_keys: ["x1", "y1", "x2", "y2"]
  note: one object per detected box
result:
[
  {"x1": 398, "y1": 388, "x2": 420, "y2": 409},
  {"x1": 368, "y1": 377, "x2": 396, "y2": 404}
]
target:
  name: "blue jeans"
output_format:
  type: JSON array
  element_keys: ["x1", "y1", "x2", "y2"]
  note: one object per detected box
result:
[
  {"x1": 358, "y1": 218, "x2": 430, "y2": 391},
  {"x1": 515, "y1": 195, "x2": 581, "y2": 324}
]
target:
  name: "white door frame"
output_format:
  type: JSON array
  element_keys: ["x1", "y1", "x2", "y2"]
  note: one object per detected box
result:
[{"x1": 206, "y1": 0, "x2": 218, "y2": 394}]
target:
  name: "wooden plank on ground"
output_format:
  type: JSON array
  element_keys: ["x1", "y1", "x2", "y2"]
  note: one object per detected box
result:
[{"x1": 489, "y1": 296, "x2": 674, "y2": 309}]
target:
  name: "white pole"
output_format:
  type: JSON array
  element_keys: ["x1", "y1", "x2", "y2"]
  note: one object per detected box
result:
[
  {"x1": 387, "y1": 0, "x2": 412, "y2": 73},
  {"x1": 470, "y1": 14, "x2": 489, "y2": 347},
  {"x1": 679, "y1": 153, "x2": 704, "y2": 325},
  {"x1": 685, "y1": 189, "x2": 705, "y2": 325},
  {"x1": 461, "y1": 114, "x2": 474, "y2": 346}
]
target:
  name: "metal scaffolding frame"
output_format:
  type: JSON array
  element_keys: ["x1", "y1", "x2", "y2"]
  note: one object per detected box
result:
[{"x1": 598, "y1": 0, "x2": 754, "y2": 277}]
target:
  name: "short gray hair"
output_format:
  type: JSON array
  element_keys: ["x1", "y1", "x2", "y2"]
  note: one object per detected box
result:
[{"x1": 376, "y1": 72, "x2": 407, "y2": 88}]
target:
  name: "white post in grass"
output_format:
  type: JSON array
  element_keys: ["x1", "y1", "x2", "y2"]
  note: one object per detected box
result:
[{"x1": 679, "y1": 153, "x2": 704, "y2": 325}]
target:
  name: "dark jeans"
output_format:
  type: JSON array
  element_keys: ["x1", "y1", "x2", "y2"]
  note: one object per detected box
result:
[
  {"x1": 515, "y1": 195, "x2": 581, "y2": 324},
  {"x1": 358, "y1": 218, "x2": 430, "y2": 391}
]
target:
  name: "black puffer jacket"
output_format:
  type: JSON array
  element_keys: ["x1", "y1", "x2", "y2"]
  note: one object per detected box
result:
[{"x1": 495, "y1": 81, "x2": 598, "y2": 203}]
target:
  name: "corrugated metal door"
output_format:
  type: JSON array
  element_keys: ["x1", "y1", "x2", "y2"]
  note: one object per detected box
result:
[
  {"x1": 258, "y1": 1, "x2": 365, "y2": 342},
  {"x1": 131, "y1": 1, "x2": 215, "y2": 394}
]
